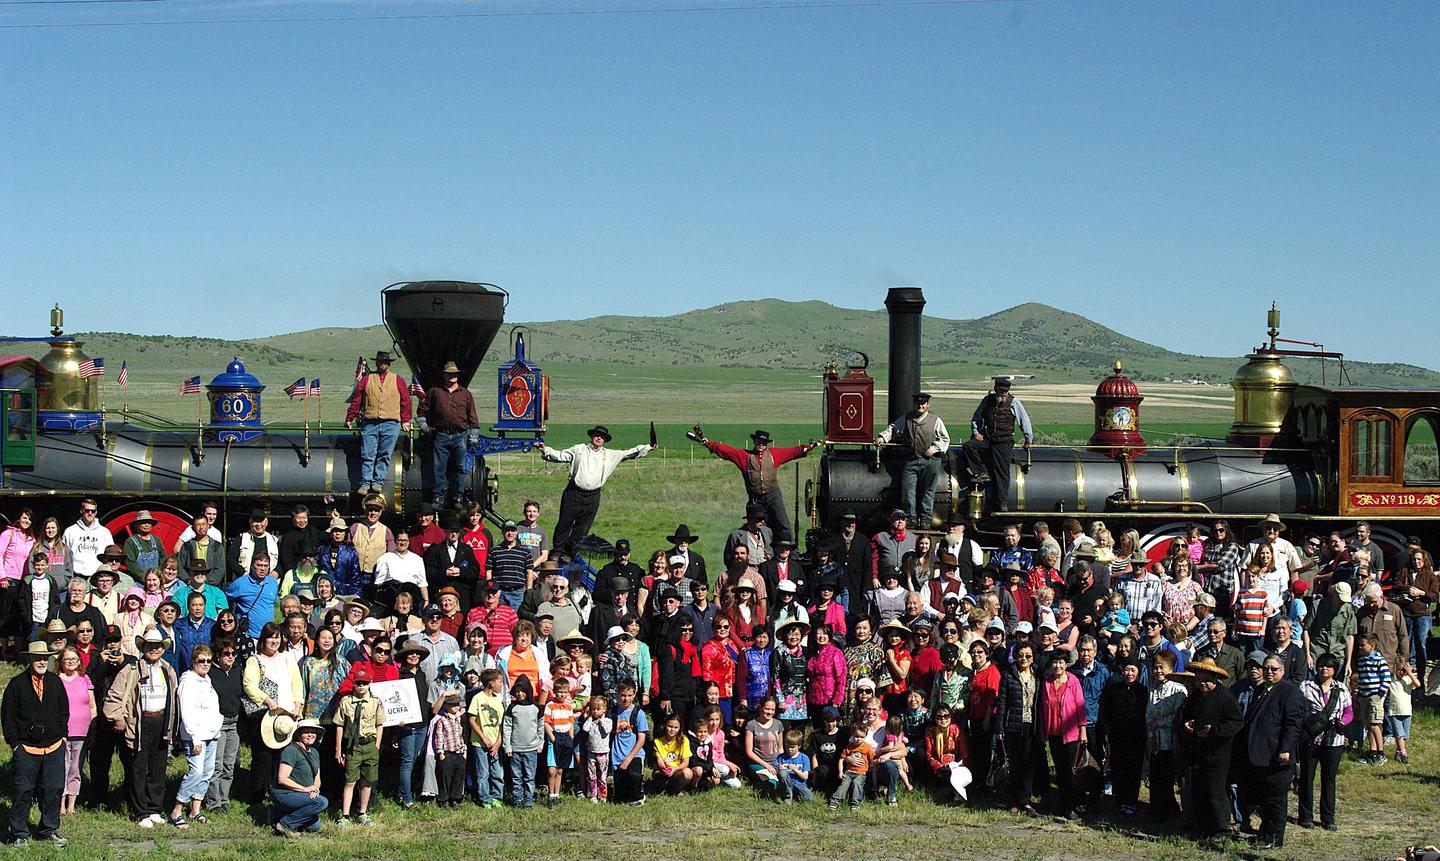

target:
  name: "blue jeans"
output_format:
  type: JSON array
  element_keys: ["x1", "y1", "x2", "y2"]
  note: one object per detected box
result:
[
  {"x1": 432, "y1": 430, "x2": 469, "y2": 502},
  {"x1": 873, "y1": 759, "x2": 900, "y2": 802},
  {"x1": 395, "y1": 725, "x2": 427, "y2": 804},
  {"x1": 471, "y1": 746, "x2": 502, "y2": 803},
  {"x1": 359, "y1": 419, "x2": 401, "y2": 486},
  {"x1": 499, "y1": 588, "x2": 524, "y2": 611},
  {"x1": 176, "y1": 738, "x2": 218, "y2": 802},
  {"x1": 509, "y1": 751, "x2": 537, "y2": 807},
  {"x1": 271, "y1": 787, "x2": 328, "y2": 831},
  {"x1": 1407, "y1": 614, "x2": 1432, "y2": 673},
  {"x1": 779, "y1": 771, "x2": 814, "y2": 802}
]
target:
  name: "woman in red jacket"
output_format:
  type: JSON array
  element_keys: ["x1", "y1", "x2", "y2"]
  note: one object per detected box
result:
[
  {"x1": 965, "y1": 640, "x2": 1000, "y2": 794},
  {"x1": 699, "y1": 619, "x2": 740, "y2": 722},
  {"x1": 925, "y1": 705, "x2": 971, "y2": 802},
  {"x1": 1040, "y1": 651, "x2": 1087, "y2": 818}
]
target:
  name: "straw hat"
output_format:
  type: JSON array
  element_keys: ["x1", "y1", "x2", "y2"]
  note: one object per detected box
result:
[
  {"x1": 261, "y1": 712, "x2": 301, "y2": 749},
  {"x1": 1187, "y1": 657, "x2": 1230, "y2": 680}
]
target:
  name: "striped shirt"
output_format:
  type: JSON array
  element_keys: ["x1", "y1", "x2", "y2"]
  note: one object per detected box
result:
[
  {"x1": 1234, "y1": 589, "x2": 1269, "y2": 637},
  {"x1": 1356, "y1": 650, "x2": 1392, "y2": 697},
  {"x1": 544, "y1": 700, "x2": 576, "y2": 736},
  {"x1": 487, "y1": 544, "x2": 533, "y2": 592}
]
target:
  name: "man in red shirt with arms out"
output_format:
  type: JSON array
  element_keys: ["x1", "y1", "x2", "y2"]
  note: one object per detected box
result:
[{"x1": 691, "y1": 427, "x2": 817, "y2": 545}]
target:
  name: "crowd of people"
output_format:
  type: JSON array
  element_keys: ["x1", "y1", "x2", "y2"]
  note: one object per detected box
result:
[{"x1": 0, "y1": 491, "x2": 1433, "y2": 850}]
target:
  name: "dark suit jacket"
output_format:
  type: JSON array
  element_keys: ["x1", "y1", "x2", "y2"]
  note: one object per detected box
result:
[
  {"x1": 667, "y1": 547, "x2": 707, "y2": 587},
  {"x1": 759, "y1": 556, "x2": 808, "y2": 604},
  {"x1": 1244, "y1": 679, "x2": 1308, "y2": 767},
  {"x1": 423, "y1": 542, "x2": 481, "y2": 603},
  {"x1": 834, "y1": 530, "x2": 871, "y2": 603}
]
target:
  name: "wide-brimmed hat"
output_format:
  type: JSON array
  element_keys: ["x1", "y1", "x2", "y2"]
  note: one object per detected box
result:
[
  {"x1": 776, "y1": 619, "x2": 810, "y2": 638},
  {"x1": 374, "y1": 351, "x2": 394, "y2": 364},
  {"x1": 21, "y1": 641, "x2": 53, "y2": 660},
  {"x1": 395, "y1": 639, "x2": 430, "y2": 659},
  {"x1": 45, "y1": 619, "x2": 68, "y2": 636},
  {"x1": 262, "y1": 711, "x2": 301, "y2": 749},
  {"x1": 1258, "y1": 513, "x2": 1287, "y2": 532},
  {"x1": 750, "y1": 430, "x2": 772, "y2": 445},
  {"x1": 667, "y1": 525, "x2": 700, "y2": 545},
  {"x1": 135, "y1": 628, "x2": 171, "y2": 651},
  {"x1": 186, "y1": 558, "x2": 211, "y2": 574},
  {"x1": 557, "y1": 631, "x2": 594, "y2": 650},
  {"x1": 328, "y1": 517, "x2": 347, "y2": 532},
  {"x1": 344, "y1": 599, "x2": 370, "y2": 616},
  {"x1": 585, "y1": 425, "x2": 612, "y2": 442},
  {"x1": 133, "y1": 509, "x2": 157, "y2": 524},
  {"x1": 358, "y1": 617, "x2": 385, "y2": 634},
  {"x1": 605, "y1": 625, "x2": 627, "y2": 643},
  {"x1": 90, "y1": 564, "x2": 119, "y2": 582},
  {"x1": 744, "y1": 502, "x2": 766, "y2": 520},
  {"x1": 441, "y1": 361, "x2": 461, "y2": 375},
  {"x1": 937, "y1": 551, "x2": 959, "y2": 568},
  {"x1": 98, "y1": 545, "x2": 126, "y2": 563},
  {"x1": 878, "y1": 620, "x2": 911, "y2": 639},
  {"x1": 1187, "y1": 657, "x2": 1230, "y2": 680},
  {"x1": 294, "y1": 719, "x2": 324, "y2": 737}
]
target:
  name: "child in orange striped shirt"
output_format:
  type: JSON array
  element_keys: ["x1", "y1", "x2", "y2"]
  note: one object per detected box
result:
[{"x1": 543, "y1": 677, "x2": 577, "y2": 806}]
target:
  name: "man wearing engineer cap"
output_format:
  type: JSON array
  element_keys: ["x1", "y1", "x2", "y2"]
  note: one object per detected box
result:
[
  {"x1": 875, "y1": 392, "x2": 951, "y2": 528},
  {"x1": 692, "y1": 427, "x2": 817, "y2": 545},
  {"x1": 962, "y1": 377, "x2": 1033, "y2": 513},
  {"x1": 538, "y1": 425, "x2": 654, "y2": 554}
]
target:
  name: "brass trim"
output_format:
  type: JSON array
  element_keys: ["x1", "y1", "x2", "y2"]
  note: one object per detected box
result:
[
  {"x1": 142, "y1": 440, "x2": 155, "y2": 492},
  {"x1": 104, "y1": 436, "x2": 115, "y2": 491},
  {"x1": 1125, "y1": 457, "x2": 1139, "y2": 504},
  {"x1": 262, "y1": 442, "x2": 273, "y2": 494},
  {"x1": 324, "y1": 445, "x2": 335, "y2": 494},
  {"x1": 1015, "y1": 462, "x2": 1025, "y2": 511},
  {"x1": 179, "y1": 445, "x2": 190, "y2": 492},
  {"x1": 947, "y1": 450, "x2": 961, "y2": 518},
  {"x1": 1073, "y1": 452, "x2": 1086, "y2": 512},
  {"x1": 1177, "y1": 459, "x2": 1190, "y2": 503}
]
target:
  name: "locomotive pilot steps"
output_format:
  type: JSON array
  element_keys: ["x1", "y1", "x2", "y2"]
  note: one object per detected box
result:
[
  {"x1": 0, "y1": 281, "x2": 547, "y2": 542},
  {"x1": 815, "y1": 287, "x2": 1440, "y2": 559}
]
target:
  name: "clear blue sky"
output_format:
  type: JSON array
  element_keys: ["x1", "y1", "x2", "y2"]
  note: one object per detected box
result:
[{"x1": 3, "y1": 1, "x2": 1437, "y2": 367}]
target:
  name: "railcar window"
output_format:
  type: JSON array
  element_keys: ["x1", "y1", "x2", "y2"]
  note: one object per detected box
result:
[
  {"x1": 1404, "y1": 415, "x2": 1440, "y2": 484},
  {"x1": 1349, "y1": 416, "x2": 1393, "y2": 480}
]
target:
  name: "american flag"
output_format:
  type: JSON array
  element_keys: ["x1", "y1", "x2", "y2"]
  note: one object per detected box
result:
[
  {"x1": 180, "y1": 375, "x2": 202, "y2": 395},
  {"x1": 284, "y1": 377, "x2": 307, "y2": 399},
  {"x1": 116, "y1": 361, "x2": 129, "y2": 390},
  {"x1": 309, "y1": 378, "x2": 321, "y2": 397},
  {"x1": 409, "y1": 374, "x2": 424, "y2": 397},
  {"x1": 78, "y1": 357, "x2": 105, "y2": 379},
  {"x1": 354, "y1": 356, "x2": 367, "y2": 385}
]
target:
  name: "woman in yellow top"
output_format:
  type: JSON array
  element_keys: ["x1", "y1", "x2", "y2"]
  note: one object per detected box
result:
[{"x1": 242, "y1": 621, "x2": 305, "y2": 803}]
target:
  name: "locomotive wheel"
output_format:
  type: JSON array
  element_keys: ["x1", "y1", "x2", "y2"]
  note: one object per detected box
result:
[{"x1": 102, "y1": 501, "x2": 194, "y2": 554}]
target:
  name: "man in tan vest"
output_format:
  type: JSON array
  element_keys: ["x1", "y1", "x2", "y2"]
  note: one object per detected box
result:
[{"x1": 344, "y1": 351, "x2": 413, "y2": 494}]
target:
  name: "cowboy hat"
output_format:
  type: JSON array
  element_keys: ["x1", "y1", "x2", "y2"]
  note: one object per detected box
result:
[
  {"x1": 1258, "y1": 513, "x2": 1287, "y2": 531},
  {"x1": 441, "y1": 361, "x2": 461, "y2": 375},
  {"x1": 90, "y1": 564, "x2": 119, "y2": 582},
  {"x1": 186, "y1": 558, "x2": 211, "y2": 574},
  {"x1": 261, "y1": 711, "x2": 301, "y2": 749},
  {"x1": 749, "y1": 430, "x2": 772, "y2": 445},
  {"x1": 1128, "y1": 550, "x2": 1149, "y2": 565},
  {"x1": 373, "y1": 351, "x2": 394, "y2": 364},
  {"x1": 98, "y1": 545, "x2": 126, "y2": 563},
  {"x1": 666, "y1": 525, "x2": 700, "y2": 545},
  {"x1": 20, "y1": 641, "x2": 53, "y2": 661},
  {"x1": 1187, "y1": 657, "x2": 1230, "y2": 680},
  {"x1": 135, "y1": 628, "x2": 171, "y2": 651},
  {"x1": 584, "y1": 425, "x2": 612, "y2": 442},
  {"x1": 395, "y1": 639, "x2": 431, "y2": 659}
]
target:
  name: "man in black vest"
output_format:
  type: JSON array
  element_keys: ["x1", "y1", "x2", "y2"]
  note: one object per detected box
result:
[
  {"x1": 962, "y1": 377, "x2": 1033, "y2": 513},
  {"x1": 694, "y1": 428, "x2": 817, "y2": 545},
  {"x1": 875, "y1": 393, "x2": 950, "y2": 529},
  {"x1": 936, "y1": 513, "x2": 982, "y2": 591}
]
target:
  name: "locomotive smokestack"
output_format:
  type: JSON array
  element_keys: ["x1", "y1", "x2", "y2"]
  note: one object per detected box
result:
[
  {"x1": 382, "y1": 281, "x2": 507, "y2": 389},
  {"x1": 884, "y1": 287, "x2": 925, "y2": 423}
]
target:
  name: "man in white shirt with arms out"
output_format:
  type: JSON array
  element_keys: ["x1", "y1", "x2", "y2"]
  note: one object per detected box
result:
[{"x1": 537, "y1": 425, "x2": 654, "y2": 555}]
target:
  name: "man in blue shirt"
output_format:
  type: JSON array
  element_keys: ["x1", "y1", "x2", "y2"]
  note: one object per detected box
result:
[
  {"x1": 226, "y1": 555, "x2": 279, "y2": 639},
  {"x1": 173, "y1": 591, "x2": 216, "y2": 671}
]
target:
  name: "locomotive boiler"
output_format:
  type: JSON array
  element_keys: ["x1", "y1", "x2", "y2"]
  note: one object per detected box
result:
[
  {"x1": 0, "y1": 281, "x2": 546, "y2": 544},
  {"x1": 815, "y1": 287, "x2": 1440, "y2": 557}
]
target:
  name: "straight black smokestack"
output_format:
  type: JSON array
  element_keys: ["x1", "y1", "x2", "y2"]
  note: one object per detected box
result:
[{"x1": 884, "y1": 287, "x2": 925, "y2": 424}]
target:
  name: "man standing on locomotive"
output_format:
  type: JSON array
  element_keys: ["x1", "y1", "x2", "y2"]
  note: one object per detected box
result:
[
  {"x1": 344, "y1": 350, "x2": 413, "y2": 496},
  {"x1": 421, "y1": 361, "x2": 480, "y2": 509},
  {"x1": 961, "y1": 377, "x2": 1033, "y2": 513},
  {"x1": 694, "y1": 428, "x2": 817, "y2": 545},
  {"x1": 537, "y1": 426, "x2": 654, "y2": 555},
  {"x1": 874, "y1": 393, "x2": 950, "y2": 529}
]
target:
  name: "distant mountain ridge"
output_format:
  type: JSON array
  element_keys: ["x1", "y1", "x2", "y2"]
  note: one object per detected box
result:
[{"x1": 23, "y1": 299, "x2": 1439, "y2": 388}]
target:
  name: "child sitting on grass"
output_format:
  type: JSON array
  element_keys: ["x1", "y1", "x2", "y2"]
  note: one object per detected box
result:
[
  {"x1": 827, "y1": 723, "x2": 875, "y2": 812},
  {"x1": 774, "y1": 729, "x2": 814, "y2": 803},
  {"x1": 653, "y1": 712, "x2": 700, "y2": 795}
]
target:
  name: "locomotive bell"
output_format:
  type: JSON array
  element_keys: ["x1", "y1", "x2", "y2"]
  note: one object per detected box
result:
[{"x1": 382, "y1": 281, "x2": 506, "y2": 390}]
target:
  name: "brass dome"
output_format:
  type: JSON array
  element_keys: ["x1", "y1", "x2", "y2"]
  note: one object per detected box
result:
[
  {"x1": 1228, "y1": 351, "x2": 1295, "y2": 442},
  {"x1": 36, "y1": 339, "x2": 99, "y2": 413}
]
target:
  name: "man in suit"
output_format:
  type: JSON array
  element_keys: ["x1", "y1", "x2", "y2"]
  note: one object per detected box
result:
[
  {"x1": 665, "y1": 525, "x2": 707, "y2": 587},
  {"x1": 422, "y1": 514, "x2": 481, "y2": 613},
  {"x1": 587, "y1": 577, "x2": 638, "y2": 647},
  {"x1": 1237, "y1": 653, "x2": 1309, "y2": 849},
  {"x1": 831, "y1": 512, "x2": 870, "y2": 614},
  {"x1": 759, "y1": 538, "x2": 807, "y2": 605}
]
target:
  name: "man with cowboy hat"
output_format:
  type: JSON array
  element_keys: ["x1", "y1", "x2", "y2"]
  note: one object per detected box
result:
[
  {"x1": 665, "y1": 524, "x2": 707, "y2": 586},
  {"x1": 962, "y1": 377, "x2": 1033, "y2": 513},
  {"x1": 538, "y1": 425, "x2": 654, "y2": 554},
  {"x1": 875, "y1": 392, "x2": 952, "y2": 527},
  {"x1": 97, "y1": 544, "x2": 136, "y2": 592},
  {"x1": 344, "y1": 349, "x2": 414, "y2": 495},
  {"x1": 103, "y1": 627, "x2": 180, "y2": 828},
  {"x1": 122, "y1": 510, "x2": 166, "y2": 579},
  {"x1": 692, "y1": 427, "x2": 817, "y2": 545},
  {"x1": 3, "y1": 640, "x2": 70, "y2": 847},
  {"x1": 420, "y1": 359, "x2": 480, "y2": 508},
  {"x1": 1178, "y1": 656, "x2": 1244, "y2": 839}
]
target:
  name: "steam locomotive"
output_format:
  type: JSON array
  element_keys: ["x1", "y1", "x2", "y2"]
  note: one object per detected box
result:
[
  {"x1": 814, "y1": 287, "x2": 1440, "y2": 562},
  {"x1": 0, "y1": 281, "x2": 547, "y2": 547}
]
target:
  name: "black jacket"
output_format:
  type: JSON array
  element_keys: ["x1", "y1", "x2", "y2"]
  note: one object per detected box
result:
[
  {"x1": 760, "y1": 557, "x2": 808, "y2": 605},
  {"x1": 1098, "y1": 680, "x2": 1148, "y2": 742},
  {"x1": 2, "y1": 671, "x2": 69, "y2": 749},
  {"x1": 1242, "y1": 679, "x2": 1309, "y2": 768},
  {"x1": 423, "y1": 542, "x2": 481, "y2": 602},
  {"x1": 834, "y1": 530, "x2": 871, "y2": 603},
  {"x1": 668, "y1": 548, "x2": 708, "y2": 587},
  {"x1": 994, "y1": 667, "x2": 1042, "y2": 733},
  {"x1": 279, "y1": 524, "x2": 326, "y2": 575},
  {"x1": 1178, "y1": 684, "x2": 1245, "y2": 768}
]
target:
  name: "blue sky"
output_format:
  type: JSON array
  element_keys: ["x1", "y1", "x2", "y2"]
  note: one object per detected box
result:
[{"x1": 3, "y1": 1, "x2": 1437, "y2": 368}]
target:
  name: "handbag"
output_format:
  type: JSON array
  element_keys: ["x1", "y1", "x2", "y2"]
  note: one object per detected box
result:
[
  {"x1": 242, "y1": 659, "x2": 281, "y2": 717},
  {"x1": 986, "y1": 742, "x2": 1009, "y2": 791},
  {"x1": 1301, "y1": 686, "x2": 1342, "y2": 741}
]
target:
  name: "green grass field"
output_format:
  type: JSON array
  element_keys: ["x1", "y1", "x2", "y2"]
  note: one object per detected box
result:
[{"x1": 3, "y1": 674, "x2": 1435, "y2": 861}]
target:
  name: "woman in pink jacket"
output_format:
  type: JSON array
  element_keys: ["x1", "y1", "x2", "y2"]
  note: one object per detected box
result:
[
  {"x1": 0, "y1": 508, "x2": 37, "y2": 657},
  {"x1": 805, "y1": 623, "x2": 848, "y2": 716},
  {"x1": 1040, "y1": 651, "x2": 1087, "y2": 819}
]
